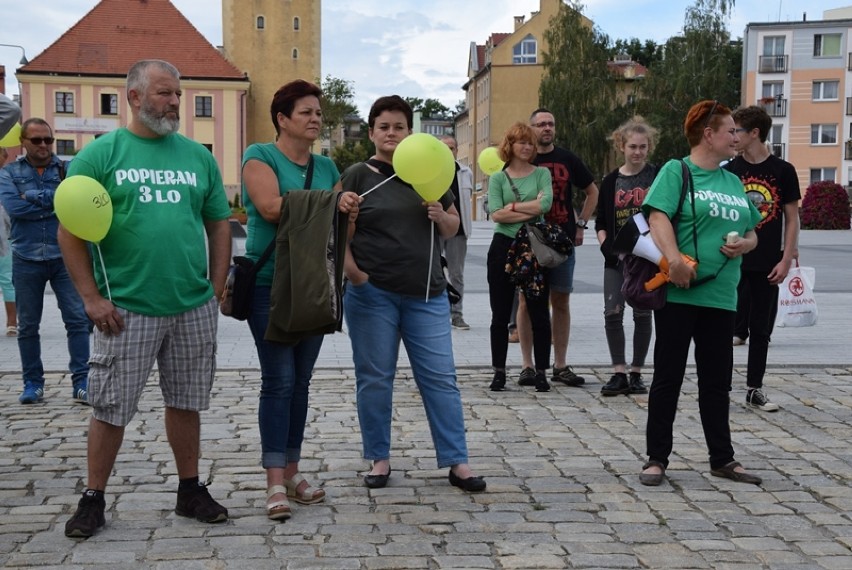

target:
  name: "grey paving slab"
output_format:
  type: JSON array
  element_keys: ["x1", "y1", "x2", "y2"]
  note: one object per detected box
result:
[{"x1": 1, "y1": 363, "x2": 852, "y2": 567}]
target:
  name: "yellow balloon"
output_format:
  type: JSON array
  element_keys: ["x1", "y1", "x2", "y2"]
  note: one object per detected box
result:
[
  {"x1": 393, "y1": 133, "x2": 453, "y2": 185},
  {"x1": 0, "y1": 123, "x2": 21, "y2": 148},
  {"x1": 54, "y1": 175, "x2": 113, "y2": 243},
  {"x1": 477, "y1": 146, "x2": 504, "y2": 176},
  {"x1": 413, "y1": 158, "x2": 456, "y2": 203}
]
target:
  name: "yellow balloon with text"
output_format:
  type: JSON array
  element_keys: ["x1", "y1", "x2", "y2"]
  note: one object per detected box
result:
[
  {"x1": 55, "y1": 175, "x2": 113, "y2": 243},
  {"x1": 393, "y1": 133, "x2": 454, "y2": 185},
  {"x1": 413, "y1": 158, "x2": 456, "y2": 203},
  {"x1": 477, "y1": 146, "x2": 504, "y2": 176},
  {"x1": 0, "y1": 123, "x2": 21, "y2": 148}
]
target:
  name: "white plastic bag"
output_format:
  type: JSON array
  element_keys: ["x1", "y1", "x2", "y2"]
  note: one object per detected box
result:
[{"x1": 776, "y1": 262, "x2": 817, "y2": 328}]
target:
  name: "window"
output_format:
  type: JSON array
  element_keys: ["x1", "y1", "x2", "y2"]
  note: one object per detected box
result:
[
  {"x1": 55, "y1": 92, "x2": 74, "y2": 114},
  {"x1": 513, "y1": 34, "x2": 537, "y2": 64},
  {"x1": 813, "y1": 80, "x2": 839, "y2": 101},
  {"x1": 56, "y1": 139, "x2": 75, "y2": 155},
  {"x1": 768, "y1": 125, "x2": 782, "y2": 144},
  {"x1": 293, "y1": 17, "x2": 300, "y2": 31},
  {"x1": 256, "y1": 16, "x2": 265, "y2": 29},
  {"x1": 100, "y1": 93, "x2": 118, "y2": 115},
  {"x1": 761, "y1": 81, "x2": 784, "y2": 99},
  {"x1": 195, "y1": 95, "x2": 213, "y2": 118},
  {"x1": 810, "y1": 168, "x2": 836, "y2": 183},
  {"x1": 763, "y1": 35, "x2": 785, "y2": 56},
  {"x1": 814, "y1": 33, "x2": 842, "y2": 57},
  {"x1": 811, "y1": 124, "x2": 837, "y2": 144},
  {"x1": 292, "y1": 48, "x2": 299, "y2": 59}
]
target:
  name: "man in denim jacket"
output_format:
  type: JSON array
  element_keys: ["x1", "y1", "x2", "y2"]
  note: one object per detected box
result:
[{"x1": 0, "y1": 117, "x2": 90, "y2": 405}]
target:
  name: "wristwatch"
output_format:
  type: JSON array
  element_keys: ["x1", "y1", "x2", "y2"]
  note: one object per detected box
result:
[{"x1": 576, "y1": 218, "x2": 588, "y2": 229}]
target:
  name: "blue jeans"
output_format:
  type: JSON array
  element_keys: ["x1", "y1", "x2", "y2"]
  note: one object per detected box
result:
[
  {"x1": 248, "y1": 286, "x2": 324, "y2": 469},
  {"x1": 13, "y1": 255, "x2": 90, "y2": 387},
  {"x1": 344, "y1": 281, "x2": 469, "y2": 468}
]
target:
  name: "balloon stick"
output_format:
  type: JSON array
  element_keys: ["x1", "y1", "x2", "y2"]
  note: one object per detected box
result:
[
  {"x1": 425, "y1": 221, "x2": 435, "y2": 303},
  {"x1": 95, "y1": 243, "x2": 112, "y2": 301},
  {"x1": 359, "y1": 174, "x2": 397, "y2": 198}
]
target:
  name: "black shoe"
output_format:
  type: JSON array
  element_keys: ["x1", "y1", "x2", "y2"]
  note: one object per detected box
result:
[
  {"x1": 628, "y1": 372, "x2": 648, "y2": 394},
  {"x1": 175, "y1": 482, "x2": 228, "y2": 523},
  {"x1": 534, "y1": 371, "x2": 550, "y2": 392},
  {"x1": 601, "y1": 373, "x2": 630, "y2": 396},
  {"x1": 65, "y1": 489, "x2": 106, "y2": 539},
  {"x1": 552, "y1": 366, "x2": 585, "y2": 386},
  {"x1": 364, "y1": 465, "x2": 391, "y2": 489},
  {"x1": 490, "y1": 370, "x2": 506, "y2": 392},
  {"x1": 517, "y1": 367, "x2": 536, "y2": 386},
  {"x1": 448, "y1": 469, "x2": 486, "y2": 493}
]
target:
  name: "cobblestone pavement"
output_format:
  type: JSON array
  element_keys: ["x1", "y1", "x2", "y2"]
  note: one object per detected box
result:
[{"x1": 2, "y1": 364, "x2": 852, "y2": 569}]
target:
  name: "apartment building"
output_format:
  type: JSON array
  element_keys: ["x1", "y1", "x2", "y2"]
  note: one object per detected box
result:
[{"x1": 742, "y1": 6, "x2": 852, "y2": 190}]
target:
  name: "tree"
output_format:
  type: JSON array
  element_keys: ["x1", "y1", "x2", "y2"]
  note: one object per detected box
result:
[
  {"x1": 540, "y1": 1, "x2": 617, "y2": 179},
  {"x1": 331, "y1": 119, "x2": 375, "y2": 174},
  {"x1": 404, "y1": 96, "x2": 451, "y2": 119},
  {"x1": 611, "y1": 38, "x2": 662, "y2": 67},
  {"x1": 320, "y1": 75, "x2": 358, "y2": 141},
  {"x1": 636, "y1": 0, "x2": 740, "y2": 164}
]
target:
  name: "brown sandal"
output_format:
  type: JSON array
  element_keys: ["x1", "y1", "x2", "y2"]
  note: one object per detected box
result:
[
  {"x1": 710, "y1": 461, "x2": 762, "y2": 485},
  {"x1": 283, "y1": 473, "x2": 326, "y2": 505},
  {"x1": 639, "y1": 460, "x2": 666, "y2": 486}
]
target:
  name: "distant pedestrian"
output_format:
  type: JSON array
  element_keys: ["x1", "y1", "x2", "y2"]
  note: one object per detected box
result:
[
  {"x1": 0, "y1": 118, "x2": 90, "y2": 405},
  {"x1": 60, "y1": 59, "x2": 232, "y2": 538},
  {"x1": 440, "y1": 135, "x2": 474, "y2": 330},
  {"x1": 0, "y1": 197, "x2": 16, "y2": 336}
]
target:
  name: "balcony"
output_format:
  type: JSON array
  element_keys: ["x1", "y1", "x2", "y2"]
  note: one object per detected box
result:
[
  {"x1": 758, "y1": 55, "x2": 788, "y2": 73},
  {"x1": 847, "y1": 97, "x2": 852, "y2": 115},
  {"x1": 771, "y1": 143, "x2": 785, "y2": 160},
  {"x1": 759, "y1": 97, "x2": 787, "y2": 117},
  {"x1": 845, "y1": 140, "x2": 852, "y2": 161}
]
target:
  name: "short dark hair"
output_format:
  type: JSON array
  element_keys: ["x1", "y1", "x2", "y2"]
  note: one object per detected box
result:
[
  {"x1": 21, "y1": 117, "x2": 51, "y2": 138},
  {"x1": 529, "y1": 107, "x2": 552, "y2": 122},
  {"x1": 368, "y1": 95, "x2": 412, "y2": 129},
  {"x1": 731, "y1": 105, "x2": 772, "y2": 142},
  {"x1": 270, "y1": 80, "x2": 323, "y2": 135}
]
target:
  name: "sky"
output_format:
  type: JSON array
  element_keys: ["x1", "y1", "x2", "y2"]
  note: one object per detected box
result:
[{"x1": 0, "y1": 0, "x2": 848, "y2": 116}]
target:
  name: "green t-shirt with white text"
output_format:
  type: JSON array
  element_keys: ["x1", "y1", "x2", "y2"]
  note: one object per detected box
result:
[{"x1": 68, "y1": 128, "x2": 231, "y2": 316}]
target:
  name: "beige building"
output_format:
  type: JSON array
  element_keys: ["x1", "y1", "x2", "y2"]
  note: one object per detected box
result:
[
  {"x1": 222, "y1": 0, "x2": 321, "y2": 145},
  {"x1": 14, "y1": 0, "x2": 249, "y2": 188},
  {"x1": 742, "y1": 7, "x2": 852, "y2": 191},
  {"x1": 457, "y1": 0, "x2": 591, "y2": 217}
]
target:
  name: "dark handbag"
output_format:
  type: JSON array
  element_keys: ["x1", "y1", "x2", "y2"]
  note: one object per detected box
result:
[
  {"x1": 620, "y1": 159, "x2": 691, "y2": 311},
  {"x1": 220, "y1": 156, "x2": 314, "y2": 320},
  {"x1": 504, "y1": 171, "x2": 573, "y2": 269}
]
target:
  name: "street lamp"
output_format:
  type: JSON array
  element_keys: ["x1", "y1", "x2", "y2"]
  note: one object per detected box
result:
[{"x1": 0, "y1": 44, "x2": 29, "y2": 65}]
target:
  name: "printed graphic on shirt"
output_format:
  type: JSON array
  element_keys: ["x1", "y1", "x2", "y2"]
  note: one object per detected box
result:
[
  {"x1": 740, "y1": 175, "x2": 780, "y2": 229},
  {"x1": 538, "y1": 160, "x2": 571, "y2": 224}
]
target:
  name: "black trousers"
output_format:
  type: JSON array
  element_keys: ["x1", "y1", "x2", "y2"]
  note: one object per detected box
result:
[
  {"x1": 737, "y1": 271, "x2": 778, "y2": 389},
  {"x1": 646, "y1": 301, "x2": 736, "y2": 470},
  {"x1": 486, "y1": 234, "x2": 551, "y2": 371}
]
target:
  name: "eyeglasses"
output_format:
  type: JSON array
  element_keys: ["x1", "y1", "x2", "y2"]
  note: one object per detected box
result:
[
  {"x1": 533, "y1": 121, "x2": 555, "y2": 128},
  {"x1": 23, "y1": 137, "x2": 55, "y2": 145},
  {"x1": 702, "y1": 100, "x2": 718, "y2": 129}
]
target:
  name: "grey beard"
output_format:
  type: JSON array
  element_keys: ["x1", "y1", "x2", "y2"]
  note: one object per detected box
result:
[{"x1": 139, "y1": 109, "x2": 179, "y2": 136}]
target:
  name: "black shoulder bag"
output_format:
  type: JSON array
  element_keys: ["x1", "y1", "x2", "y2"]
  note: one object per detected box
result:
[
  {"x1": 221, "y1": 156, "x2": 315, "y2": 320},
  {"x1": 505, "y1": 170, "x2": 573, "y2": 268}
]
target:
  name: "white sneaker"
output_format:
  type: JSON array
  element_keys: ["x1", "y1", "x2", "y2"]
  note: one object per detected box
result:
[
  {"x1": 746, "y1": 388, "x2": 779, "y2": 412},
  {"x1": 733, "y1": 336, "x2": 747, "y2": 346}
]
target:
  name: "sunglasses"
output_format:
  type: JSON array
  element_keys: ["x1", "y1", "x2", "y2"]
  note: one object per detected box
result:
[
  {"x1": 23, "y1": 137, "x2": 55, "y2": 145},
  {"x1": 702, "y1": 100, "x2": 719, "y2": 130}
]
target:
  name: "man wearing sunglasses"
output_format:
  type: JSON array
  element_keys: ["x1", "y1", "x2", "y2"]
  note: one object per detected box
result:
[{"x1": 0, "y1": 118, "x2": 91, "y2": 406}]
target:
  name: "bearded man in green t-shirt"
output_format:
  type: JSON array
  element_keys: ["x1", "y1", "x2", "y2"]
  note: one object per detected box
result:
[{"x1": 58, "y1": 59, "x2": 232, "y2": 539}]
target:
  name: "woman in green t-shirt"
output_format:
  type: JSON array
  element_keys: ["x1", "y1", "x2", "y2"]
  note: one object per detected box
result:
[{"x1": 638, "y1": 100, "x2": 763, "y2": 488}]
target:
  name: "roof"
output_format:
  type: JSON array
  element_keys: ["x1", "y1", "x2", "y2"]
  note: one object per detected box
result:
[{"x1": 20, "y1": 0, "x2": 245, "y2": 81}]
